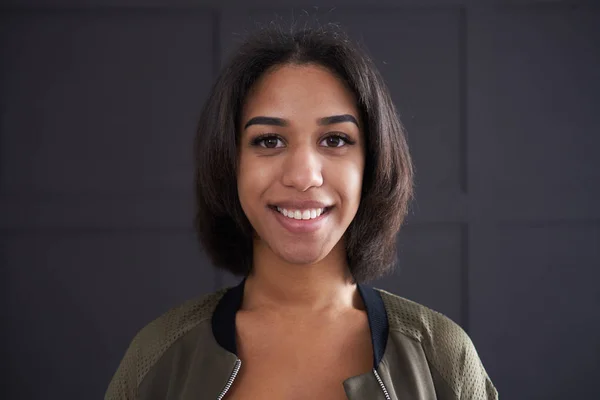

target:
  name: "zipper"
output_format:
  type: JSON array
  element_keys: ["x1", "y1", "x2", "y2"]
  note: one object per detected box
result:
[
  {"x1": 373, "y1": 368, "x2": 391, "y2": 400},
  {"x1": 217, "y1": 358, "x2": 242, "y2": 400}
]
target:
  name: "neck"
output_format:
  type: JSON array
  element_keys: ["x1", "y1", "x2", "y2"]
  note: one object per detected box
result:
[{"x1": 242, "y1": 240, "x2": 363, "y2": 315}]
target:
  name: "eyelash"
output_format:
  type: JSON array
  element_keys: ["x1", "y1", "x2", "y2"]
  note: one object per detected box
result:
[{"x1": 250, "y1": 133, "x2": 356, "y2": 148}]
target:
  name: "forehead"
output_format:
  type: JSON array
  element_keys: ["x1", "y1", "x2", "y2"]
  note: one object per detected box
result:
[{"x1": 241, "y1": 63, "x2": 359, "y2": 122}]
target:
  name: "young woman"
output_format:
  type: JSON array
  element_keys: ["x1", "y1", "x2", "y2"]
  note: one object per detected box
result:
[{"x1": 105, "y1": 23, "x2": 498, "y2": 400}]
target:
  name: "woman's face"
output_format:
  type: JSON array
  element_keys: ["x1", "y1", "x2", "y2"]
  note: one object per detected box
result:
[{"x1": 237, "y1": 63, "x2": 365, "y2": 267}]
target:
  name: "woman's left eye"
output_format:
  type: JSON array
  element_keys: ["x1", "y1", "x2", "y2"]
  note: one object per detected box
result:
[{"x1": 320, "y1": 134, "x2": 351, "y2": 148}]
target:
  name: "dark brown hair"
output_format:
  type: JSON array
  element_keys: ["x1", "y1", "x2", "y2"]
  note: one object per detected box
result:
[{"x1": 194, "y1": 22, "x2": 413, "y2": 283}]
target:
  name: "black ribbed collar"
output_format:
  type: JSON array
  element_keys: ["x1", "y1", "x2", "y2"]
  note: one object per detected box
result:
[{"x1": 211, "y1": 277, "x2": 389, "y2": 369}]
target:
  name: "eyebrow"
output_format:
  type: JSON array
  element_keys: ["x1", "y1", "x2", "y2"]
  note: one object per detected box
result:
[{"x1": 243, "y1": 114, "x2": 359, "y2": 130}]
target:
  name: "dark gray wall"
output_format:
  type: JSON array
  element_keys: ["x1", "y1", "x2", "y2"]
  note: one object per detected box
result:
[{"x1": 1, "y1": 1, "x2": 598, "y2": 399}]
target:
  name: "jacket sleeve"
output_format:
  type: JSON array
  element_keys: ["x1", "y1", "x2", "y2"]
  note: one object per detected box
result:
[
  {"x1": 426, "y1": 313, "x2": 498, "y2": 400},
  {"x1": 455, "y1": 332, "x2": 498, "y2": 400}
]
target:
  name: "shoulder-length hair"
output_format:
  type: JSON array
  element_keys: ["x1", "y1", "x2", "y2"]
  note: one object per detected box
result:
[{"x1": 194, "y1": 22, "x2": 413, "y2": 283}]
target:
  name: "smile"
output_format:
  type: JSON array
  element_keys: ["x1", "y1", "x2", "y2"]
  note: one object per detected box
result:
[
  {"x1": 268, "y1": 205, "x2": 333, "y2": 234},
  {"x1": 275, "y1": 206, "x2": 330, "y2": 220}
]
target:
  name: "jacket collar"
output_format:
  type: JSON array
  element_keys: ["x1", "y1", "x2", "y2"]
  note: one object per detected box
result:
[{"x1": 211, "y1": 277, "x2": 389, "y2": 369}]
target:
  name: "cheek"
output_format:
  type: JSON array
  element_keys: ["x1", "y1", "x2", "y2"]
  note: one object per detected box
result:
[
  {"x1": 237, "y1": 156, "x2": 273, "y2": 211},
  {"x1": 346, "y1": 168, "x2": 364, "y2": 208},
  {"x1": 329, "y1": 158, "x2": 364, "y2": 209}
]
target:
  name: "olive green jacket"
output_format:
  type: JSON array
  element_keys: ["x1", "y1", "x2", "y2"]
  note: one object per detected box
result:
[{"x1": 105, "y1": 279, "x2": 498, "y2": 399}]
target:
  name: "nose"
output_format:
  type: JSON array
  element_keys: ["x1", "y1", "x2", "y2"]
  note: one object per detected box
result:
[{"x1": 281, "y1": 145, "x2": 323, "y2": 191}]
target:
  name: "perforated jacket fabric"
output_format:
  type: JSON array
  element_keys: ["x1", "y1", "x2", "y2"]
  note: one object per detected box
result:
[{"x1": 105, "y1": 279, "x2": 498, "y2": 400}]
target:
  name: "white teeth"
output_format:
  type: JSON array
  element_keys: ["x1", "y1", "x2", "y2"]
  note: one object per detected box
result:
[{"x1": 276, "y1": 207, "x2": 326, "y2": 220}]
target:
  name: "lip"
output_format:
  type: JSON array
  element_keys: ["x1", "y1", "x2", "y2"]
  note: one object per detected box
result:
[{"x1": 269, "y1": 206, "x2": 332, "y2": 234}]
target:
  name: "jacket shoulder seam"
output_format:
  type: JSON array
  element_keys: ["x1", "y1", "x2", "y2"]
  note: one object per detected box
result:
[{"x1": 387, "y1": 326, "x2": 424, "y2": 344}]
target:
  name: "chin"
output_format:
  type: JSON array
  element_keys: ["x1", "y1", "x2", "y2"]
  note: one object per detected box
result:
[
  {"x1": 278, "y1": 250, "x2": 323, "y2": 266},
  {"x1": 275, "y1": 243, "x2": 330, "y2": 266}
]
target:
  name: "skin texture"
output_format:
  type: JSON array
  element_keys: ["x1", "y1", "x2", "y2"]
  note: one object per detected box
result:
[{"x1": 231, "y1": 63, "x2": 372, "y2": 399}]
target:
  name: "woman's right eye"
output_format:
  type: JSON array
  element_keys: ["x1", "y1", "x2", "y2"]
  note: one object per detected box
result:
[{"x1": 252, "y1": 135, "x2": 284, "y2": 149}]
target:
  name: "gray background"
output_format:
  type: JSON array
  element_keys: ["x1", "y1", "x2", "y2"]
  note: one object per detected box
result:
[{"x1": 1, "y1": 0, "x2": 599, "y2": 398}]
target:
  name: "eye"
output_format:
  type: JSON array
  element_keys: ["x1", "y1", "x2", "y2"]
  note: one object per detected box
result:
[
  {"x1": 320, "y1": 134, "x2": 354, "y2": 148},
  {"x1": 251, "y1": 134, "x2": 285, "y2": 149}
]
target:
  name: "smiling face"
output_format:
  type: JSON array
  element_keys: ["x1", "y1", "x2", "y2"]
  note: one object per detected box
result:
[{"x1": 237, "y1": 63, "x2": 365, "y2": 268}]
